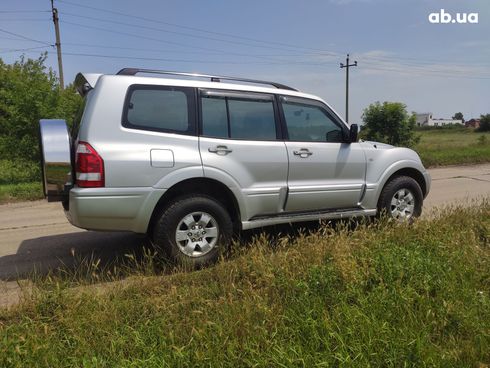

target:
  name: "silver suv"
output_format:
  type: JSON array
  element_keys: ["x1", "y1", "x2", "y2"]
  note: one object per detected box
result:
[{"x1": 39, "y1": 68, "x2": 431, "y2": 266}]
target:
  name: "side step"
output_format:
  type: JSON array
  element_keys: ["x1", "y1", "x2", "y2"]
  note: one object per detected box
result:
[{"x1": 241, "y1": 208, "x2": 377, "y2": 230}]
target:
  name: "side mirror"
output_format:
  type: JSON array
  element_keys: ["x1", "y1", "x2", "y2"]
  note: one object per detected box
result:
[{"x1": 349, "y1": 124, "x2": 358, "y2": 143}]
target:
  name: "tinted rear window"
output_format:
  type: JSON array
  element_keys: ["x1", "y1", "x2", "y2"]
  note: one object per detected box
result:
[
  {"x1": 123, "y1": 85, "x2": 196, "y2": 134},
  {"x1": 228, "y1": 99, "x2": 276, "y2": 140},
  {"x1": 201, "y1": 93, "x2": 277, "y2": 141}
]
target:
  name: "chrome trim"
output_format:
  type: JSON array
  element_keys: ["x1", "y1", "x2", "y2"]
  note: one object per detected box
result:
[
  {"x1": 208, "y1": 145, "x2": 233, "y2": 155},
  {"x1": 241, "y1": 208, "x2": 377, "y2": 230},
  {"x1": 293, "y1": 148, "x2": 313, "y2": 158},
  {"x1": 202, "y1": 90, "x2": 273, "y2": 100},
  {"x1": 39, "y1": 119, "x2": 73, "y2": 202},
  {"x1": 288, "y1": 183, "x2": 362, "y2": 192}
]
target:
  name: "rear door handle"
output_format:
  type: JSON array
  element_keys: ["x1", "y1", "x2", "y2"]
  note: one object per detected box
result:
[
  {"x1": 293, "y1": 148, "x2": 313, "y2": 158},
  {"x1": 208, "y1": 145, "x2": 233, "y2": 155}
]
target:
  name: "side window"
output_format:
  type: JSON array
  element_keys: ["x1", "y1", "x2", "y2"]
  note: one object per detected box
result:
[
  {"x1": 123, "y1": 86, "x2": 195, "y2": 134},
  {"x1": 200, "y1": 92, "x2": 277, "y2": 141},
  {"x1": 202, "y1": 96, "x2": 228, "y2": 138},
  {"x1": 282, "y1": 99, "x2": 344, "y2": 142},
  {"x1": 228, "y1": 99, "x2": 276, "y2": 140}
]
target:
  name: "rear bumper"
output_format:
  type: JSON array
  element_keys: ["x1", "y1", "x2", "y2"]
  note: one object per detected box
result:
[{"x1": 65, "y1": 187, "x2": 165, "y2": 233}]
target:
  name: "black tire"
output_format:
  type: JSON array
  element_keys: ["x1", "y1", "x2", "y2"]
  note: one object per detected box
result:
[
  {"x1": 152, "y1": 195, "x2": 233, "y2": 268},
  {"x1": 377, "y1": 175, "x2": 423, "y2": 221}
]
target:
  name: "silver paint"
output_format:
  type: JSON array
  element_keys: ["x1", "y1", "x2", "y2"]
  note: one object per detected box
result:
[{"x1": 39, "y1": 73, "x2": 431, "y2": 233}]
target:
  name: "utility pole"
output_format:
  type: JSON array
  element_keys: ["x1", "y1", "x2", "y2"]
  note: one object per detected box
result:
[
  {"x1": 51, "y1": 0, "x2": 64, "y2": 89},
  {"x1": 340, "y1": 54, "x2": 357, "y2": 123}
]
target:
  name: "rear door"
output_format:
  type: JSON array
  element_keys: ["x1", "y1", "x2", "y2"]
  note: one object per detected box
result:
[
  {"x1": 199, "y1": 90, "x2": 288, "y2": 218},
  {"x1": 280, "y1": 96, "x2": 366, "y2": 212}
]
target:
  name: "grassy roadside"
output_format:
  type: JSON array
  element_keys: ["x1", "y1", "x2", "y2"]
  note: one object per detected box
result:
[
  {"x1": 1, "y1": 202, "x2": 489, "y2": 367},
  {"x1": 0, "y1": 159, "x2": 43, "y2": 203},
  {"x1": 415, "y1": 127, "x2": 490, "y2": 167},
  {"x1": 0, "y1": 182, "x2": 43, "y2": 203}
]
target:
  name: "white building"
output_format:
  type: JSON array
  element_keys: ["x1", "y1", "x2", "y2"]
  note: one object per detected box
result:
[{"x1": 415, "y1": 113, "x2": 463, "y2": 127}]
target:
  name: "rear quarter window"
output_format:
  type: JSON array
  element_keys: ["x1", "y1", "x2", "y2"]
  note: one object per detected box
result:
[{"x1": 122, "y1": 85, "x2": 196, "y2": 135}]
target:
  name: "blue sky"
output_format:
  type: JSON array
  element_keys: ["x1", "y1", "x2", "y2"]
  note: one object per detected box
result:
[{"x1": 1, "y1": 0, "x2": 489, "y2": 123}]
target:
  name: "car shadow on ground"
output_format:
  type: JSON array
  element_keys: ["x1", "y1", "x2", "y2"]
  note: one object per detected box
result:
[
  {"x1": 0, "y1": 221, "x2": 329, "y2": 282},
  {"x1": 0, "y1": 231, "x2": 149, "y2": 281}
]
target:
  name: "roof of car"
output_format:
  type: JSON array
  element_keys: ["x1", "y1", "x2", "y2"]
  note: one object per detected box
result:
[
  {"x1": 76, "y1": 70, "x2": 323, "y2": 102},
  {"x1": 74, "y1": 70, "x2": 347, "y2": 124}
]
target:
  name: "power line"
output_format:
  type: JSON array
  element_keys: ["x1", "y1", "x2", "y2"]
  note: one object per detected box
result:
[
  {"x1": 60, "y1": 11, "x2": 324, "y2": 54},
  {"x1": 360, "y1": 65, "x2": 490, "y2": 80},
  {"x1": 0, "y1": 27, "x2": 53, "y2": 46},
  {"x1": 61, "y1": 20, "x2": 331, "y2": 65},
  {"x1": 11, "y1": 1, "x2": 483, "y2": 81},
  {"x1": 0, "y1": 10, "x2": 50, "y2": 13},
  {"x1": 49, "y1": 51, "x2": 330, "y2": 65},
  {"x1": 59, "y1": 38, "x2": 488, "y2": 75},
  {"x1": 61, "y1": 41, "x2": 309, "y2": 58},
  {"x1": 358, "y1": 54, "x2": 489, "y2": 69},
  {"x1": 0, "y1": 36, "x2": 50, "y2": 42},
  {"x1": 0, "y1": 18, "x2": 51, "y2": 21},
  {"x1": 58, "y1": 21, "x2": 488, "y2": 77},
  {"x1": 54, "y1": 0, "x2": 489, "y2": 71},
  {"x1": 12, "y1": 49, "x2": 489, "y2": 79},
  {"x1": 358, "y1": 53, "x2": 489, "y2": 67},
  {"x1": 55, "y1": 0, "x2": 339, "y2": 55},
  {"x1": 361, "y1": 60, "x2": 490, "y2": 77},
  {"x1": 0, "y1": 46, "x2": 51, "y2": 54}
]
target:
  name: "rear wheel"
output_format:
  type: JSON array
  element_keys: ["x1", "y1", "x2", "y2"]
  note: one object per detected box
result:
[
  {"x1": 152, "y1": 196, "x2": 233, "y2": 267},
  {"x1": 378, "y1": 176, "x2": 423, "y2": 222}
]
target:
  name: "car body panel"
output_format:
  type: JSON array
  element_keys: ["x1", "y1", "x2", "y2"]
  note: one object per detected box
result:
[
  {"x1": 66, "y1": 187, "x2": 165, "y2": 233},
  {"x1": 285, "y1": 142, "x2": 367, "y2": 211},
  {"x1": 199, "y1": 137, "x2": 289, "y2": 220},
  {"x1": 359, "y1": 141, "x2": 431, "y2": 208}
]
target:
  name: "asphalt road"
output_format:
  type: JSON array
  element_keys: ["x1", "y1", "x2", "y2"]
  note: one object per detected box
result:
[{"x1": 0, "y1": 164, "x2": 489, "y2": 281}]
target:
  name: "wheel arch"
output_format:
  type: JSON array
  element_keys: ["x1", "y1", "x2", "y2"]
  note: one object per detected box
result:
[
  {"x1": 383, "y1": 167, "x2": 427, "y2": 198},
  {"x1": 147, "y1": 177, "x2": 241, "y2": 235},
  {"x1": 363, "y1": 161, "x2": 429, "y2": 210}
]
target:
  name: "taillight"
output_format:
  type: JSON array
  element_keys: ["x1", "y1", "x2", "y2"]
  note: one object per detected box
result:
[{"x1": 75, "y1": 142, "x2": 104, "y2": 188}]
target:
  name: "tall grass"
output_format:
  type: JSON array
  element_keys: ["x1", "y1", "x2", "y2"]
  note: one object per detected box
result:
[
  {"x1": 415, "y1": 127, "x2": 490, "y2": 167},
  {"x1": 0, "y1": 182, "x2": 43, "y2": 203},
  {"x1": 0, "y1": 160, "x2": 43, "y2": 203},
  {"x1": 0, "y1": 160, "x2": 40, "y2": 185},
  {"x1": 1, "y1": 202, "x2": 489, "y2": 367}
]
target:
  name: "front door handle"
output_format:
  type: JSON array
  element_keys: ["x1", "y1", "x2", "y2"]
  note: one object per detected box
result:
[
  {"x1": 208, "y1": 145, "x2": 233, "y2": 155},
  {"x1": 293, "y1": 148, "x2": 313, "y2": 158}
]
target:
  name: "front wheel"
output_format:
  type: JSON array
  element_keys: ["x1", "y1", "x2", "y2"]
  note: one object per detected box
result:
[
  {"x1": 378, "y1": 176, "x2": 423, "y2": 222},
  {"x1": 152, "y1": 196, "x2": 233, "y2": 268}
]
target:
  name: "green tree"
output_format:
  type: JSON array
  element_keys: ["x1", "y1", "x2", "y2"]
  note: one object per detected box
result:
[
  {"x1": 452, "y1": 112, "x2": 464, "y2": 123},
  {"x1": 477, "y1": 114, "x2": 490, "y2": 132},
  {"x1": 0, "y1": 54, "x2": 82, "y2": 162},
  {"x1": 360, "y1": 101, "x2": 419, "y2": 147}
]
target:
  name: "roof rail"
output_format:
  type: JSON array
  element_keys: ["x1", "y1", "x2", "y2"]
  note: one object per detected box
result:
[{"x1": 116, "y1": 68, "x2": 298, "y2": 91}]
